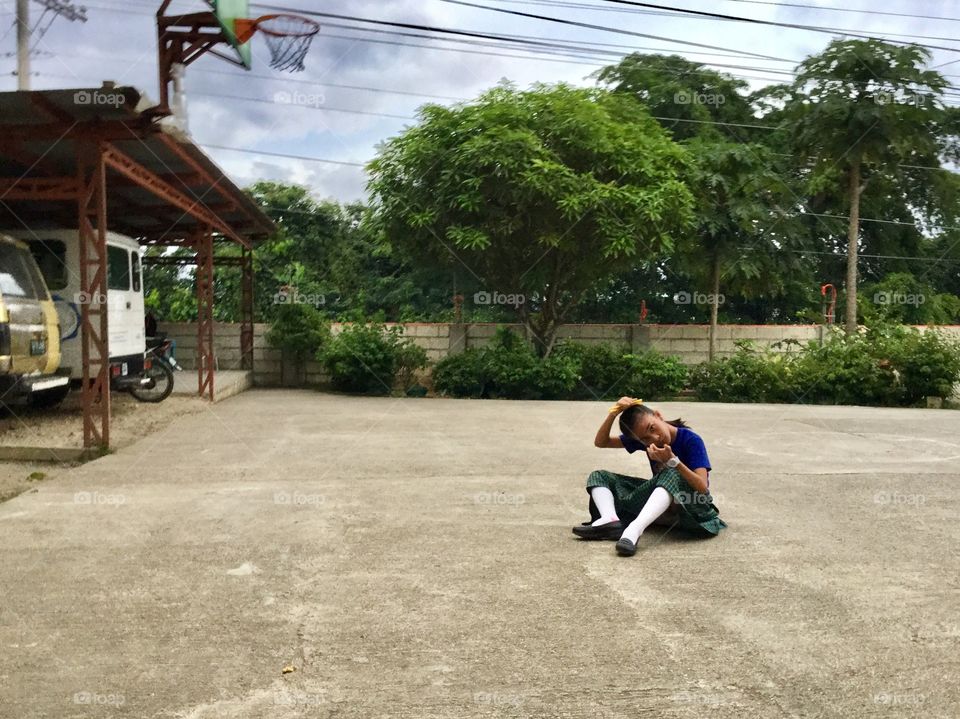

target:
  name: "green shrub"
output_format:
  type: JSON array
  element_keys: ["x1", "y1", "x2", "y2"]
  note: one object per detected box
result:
[
  {"x1": 432, "y1": 348, "x2": 489, "y2": 398},
  {"x1": 319, "y1": 321, "x2": 426, "y2": 395},
  {"x1": 691, "y1": 324, "x2": 960, "y2": 406},
  {"x1": 552, "y1": 342, "x2": 629, "y2": 399},
  {"x1": 433, "y1": 334, "x2": 681, "y2": 400},
  {"x1": 620, "y1": 351, "x2": 689, "y2": 400},
  {"x1": 868, "y1": 324, "x2": 960, "y2": 403},
  {"x1": 534, "y1": 352, "x2": 581, "y2": 400},
  {"x1": 432, "y1": 328, "x2": 579, "y2": 399},
  {"x1": 265, "y1": 303, "x2": 330, "y2": 362},
  {"x1": 690, "y1": 342, "x2": 795, "y2": 403}
]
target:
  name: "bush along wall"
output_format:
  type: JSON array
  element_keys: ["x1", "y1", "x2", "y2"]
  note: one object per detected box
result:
[
  {"x1": 432, "y1": 328, "x2": 687, "y2": 400},
  {"x1": 690, "y1": 324, "x2": 960, "y2": 406}
]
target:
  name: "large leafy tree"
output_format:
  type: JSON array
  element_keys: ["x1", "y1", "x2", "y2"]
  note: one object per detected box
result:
[
  {"x1": 595, "y1": 53, "x2": 759, "y2": 142},
  {"x1": 768, "y1": 39, "x2": 960, "y2": 334},
  {"x1": 597, "y1": 53, "x2": 813, "y2": 337},
  {"x1": 677, "y1": 139, "x2": 810, "y2": 357},
  {"x1": 367, "y1": 82, "x2": 696, "y2": 355}
]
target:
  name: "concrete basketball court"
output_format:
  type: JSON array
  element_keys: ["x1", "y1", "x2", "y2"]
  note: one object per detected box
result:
[{"x1": 1, "y1": 390, "x2": 957, "y2": 718}]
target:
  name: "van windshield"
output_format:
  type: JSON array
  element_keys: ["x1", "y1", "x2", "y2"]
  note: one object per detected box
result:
[{"x1": 0, "y1": 243, "x2": 44, "y2": 299}]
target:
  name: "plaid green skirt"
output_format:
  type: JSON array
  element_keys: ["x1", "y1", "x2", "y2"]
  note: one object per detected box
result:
[{"x1": 586, "y1": 468, "x2": 727, "y2": 536}]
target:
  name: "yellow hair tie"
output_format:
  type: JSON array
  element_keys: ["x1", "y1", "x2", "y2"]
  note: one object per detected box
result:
[{"x1": 608, "y1": 399, "x2": 643, "y2": 413}]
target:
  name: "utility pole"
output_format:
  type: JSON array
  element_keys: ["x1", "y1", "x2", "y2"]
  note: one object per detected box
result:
[
  {"x1": 17, "y1": 0, "x2": 29, "y2": 90},
  {"x1": 15, "y1": 0, "x2": 89, "y2": 91}
]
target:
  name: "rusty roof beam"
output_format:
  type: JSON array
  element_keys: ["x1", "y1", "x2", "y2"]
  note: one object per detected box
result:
[
  {"x1": 100, "y1": 142, "x2": 249, "y2": 249},
  {"x1": 0, "y1": 176, "x2": 80, "y2": 201}
]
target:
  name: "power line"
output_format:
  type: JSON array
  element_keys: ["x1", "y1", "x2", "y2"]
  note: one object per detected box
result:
[
  {"x1": 251, "y1": 1, "x2": 794, "y2": 62},
  {"x1": 192, "y1": 90, "x2": 417, "y2": 120},
  {"x1": 596, "y1": 0, "x2": 960, "y2": 53},
  {"x1": 200, "y1": 143, "x2": 367, "y2": 167},
  {"x1": 70, "y1": 1, "x2": 960, "y2": 91},
  {"x1": 723, "y1": 0, "x2": 960, "y2": 23}
]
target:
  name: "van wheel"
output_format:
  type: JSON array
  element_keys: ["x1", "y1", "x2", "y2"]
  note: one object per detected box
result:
[{"x1": 30, "y1": 385, "x2": 70, "y2": 409}]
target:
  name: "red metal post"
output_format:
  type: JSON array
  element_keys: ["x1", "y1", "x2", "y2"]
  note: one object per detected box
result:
[
  {"x1": 240, "y1": 246, "x2": 254, "y2": 371},
  {"x1": 77, "y1": 143, "x2": 111, "y2": 448},
  {"x1": 195, "y1": 227, "x2": 215, "y2": 400}
]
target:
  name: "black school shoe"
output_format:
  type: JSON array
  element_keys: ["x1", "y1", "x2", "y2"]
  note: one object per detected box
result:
[
  {"x1": 572, "y1": 520, "x2": 623, "y2": 540},
  {"x1": 615, "y1": 538, "x2": 637, "y2": 556}
]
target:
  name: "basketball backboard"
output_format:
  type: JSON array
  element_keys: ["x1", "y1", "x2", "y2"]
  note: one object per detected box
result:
[{"x1": 210, "y1": 0, "x2": 252, "y2": 69}]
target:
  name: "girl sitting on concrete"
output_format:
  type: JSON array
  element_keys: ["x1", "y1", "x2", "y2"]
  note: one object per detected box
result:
[{"x1": 573, "y1": 397, "x2": 726, "y2": 556}]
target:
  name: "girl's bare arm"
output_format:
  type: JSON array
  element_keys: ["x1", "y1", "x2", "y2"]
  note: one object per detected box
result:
[{"x1": 594, "y1": 397, "x2": 636, "y2": 448}]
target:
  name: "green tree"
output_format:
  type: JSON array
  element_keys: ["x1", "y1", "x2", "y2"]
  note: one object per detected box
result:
[
  {"x1": 367, "y1": 82, "x2": 695, "y2": 356},
  {"x1": 771, "y1": 39, "x2": 959, "y2": 334},
  {"x1": 678, "y1": 138, "x2": 809, "y2": 357},
  {"x1": 595, "y1": 53, "x2": 758, "y2": 142}
]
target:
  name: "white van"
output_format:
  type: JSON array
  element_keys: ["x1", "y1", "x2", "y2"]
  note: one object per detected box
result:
[{"x1": 6, "y1": 230, "x2": 146, "y2": 383}]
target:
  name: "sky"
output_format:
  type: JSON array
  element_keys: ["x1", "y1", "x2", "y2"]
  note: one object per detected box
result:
[{"x1": 2, "y1": 0, "x2": 959, "y2": 203}]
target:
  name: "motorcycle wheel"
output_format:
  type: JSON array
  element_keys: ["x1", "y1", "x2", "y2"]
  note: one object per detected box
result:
[{"x1": 129, "y1": 360, "x2": 175, "y2": 403}]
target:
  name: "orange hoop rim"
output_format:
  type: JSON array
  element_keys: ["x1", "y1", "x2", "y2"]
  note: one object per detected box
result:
[{"x1": 235, "y1": 14, "x2": 320, "y2": 44}]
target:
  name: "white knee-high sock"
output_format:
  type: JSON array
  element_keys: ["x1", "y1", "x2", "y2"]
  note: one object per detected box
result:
[
  {"x1": 590, "y1": 486, "x2": 619, "y2": 525},
  {"x1": 620, "y1": 487, "x2": 672, "y2": 543}
]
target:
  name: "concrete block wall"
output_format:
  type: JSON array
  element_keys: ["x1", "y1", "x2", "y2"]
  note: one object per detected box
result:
[{"x1": 158, "y1": 322, "x2": 960, "y2": 389}]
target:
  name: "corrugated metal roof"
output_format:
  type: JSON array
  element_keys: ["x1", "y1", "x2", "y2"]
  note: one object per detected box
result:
[{"x1": 0, "y1": 85, "x2": 275, "y2": 244}]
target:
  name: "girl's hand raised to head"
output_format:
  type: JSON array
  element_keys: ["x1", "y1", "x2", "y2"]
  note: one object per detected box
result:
[{"x1": 612, "y1": 396, "x2": 639, "y2": 413}]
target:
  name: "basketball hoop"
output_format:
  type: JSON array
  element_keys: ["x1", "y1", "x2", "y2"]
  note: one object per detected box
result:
[{"x1": 236, "y1": 14, "x2": 320, "y2": 72}]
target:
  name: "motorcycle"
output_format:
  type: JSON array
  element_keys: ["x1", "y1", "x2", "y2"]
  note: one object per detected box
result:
[{"x1": 113, "y1": 337, "x2": 176, "y2": 403}]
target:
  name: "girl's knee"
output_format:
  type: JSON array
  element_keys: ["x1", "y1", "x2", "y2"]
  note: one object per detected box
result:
[{"x1": 586, "y1": 469, "x2": 611, "y2": 488}]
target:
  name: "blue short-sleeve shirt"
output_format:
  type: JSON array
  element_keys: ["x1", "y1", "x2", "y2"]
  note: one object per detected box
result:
[{"x1": 619, "y1": 426, "x2": 712, "y2": 484}]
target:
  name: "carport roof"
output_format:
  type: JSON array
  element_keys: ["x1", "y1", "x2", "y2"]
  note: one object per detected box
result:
[{"x1": 0, "y1": 85, "x2": 275, "y2": 246}]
